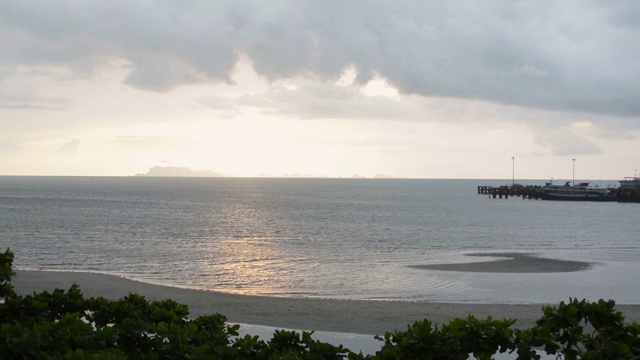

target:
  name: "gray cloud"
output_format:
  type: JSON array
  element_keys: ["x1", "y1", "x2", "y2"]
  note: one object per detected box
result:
[{"x1": 1, "y1": 0, "x2": 639, "y2": 118}]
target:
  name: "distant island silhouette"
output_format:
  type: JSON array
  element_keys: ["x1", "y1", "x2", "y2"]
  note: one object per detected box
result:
[{"x1": 135, "y1": 166, "x2": 228, "y2": 177}]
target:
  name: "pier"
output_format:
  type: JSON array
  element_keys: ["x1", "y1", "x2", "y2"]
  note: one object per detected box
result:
[
  {"x1": 479, "y1": 178, "x2": 640, "y2": 203},
  {"x1": 477, "y1": 185, "x2": 542, "y2": 199}
]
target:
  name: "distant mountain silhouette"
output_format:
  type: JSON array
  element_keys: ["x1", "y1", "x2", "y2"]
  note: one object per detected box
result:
[{"x1": 135, "y1": 166, "x2": 227, "y2": 177}]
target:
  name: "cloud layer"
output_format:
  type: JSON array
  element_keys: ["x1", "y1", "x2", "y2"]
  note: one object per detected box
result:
[{"x1": 2, "y1": 0, "x2": 639, "y2": 118}]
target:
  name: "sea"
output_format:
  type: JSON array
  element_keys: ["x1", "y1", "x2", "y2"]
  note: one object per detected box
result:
[{"x1": 1, "y1": 176, "x2": 639, "y2": 305}]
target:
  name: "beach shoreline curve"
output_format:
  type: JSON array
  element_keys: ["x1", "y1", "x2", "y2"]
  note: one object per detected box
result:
[{"x1": 11, "y1": 270, "x2": 640, "y2": 336}]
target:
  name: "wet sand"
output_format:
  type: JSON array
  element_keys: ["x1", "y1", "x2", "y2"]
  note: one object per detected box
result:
[
  {"x1": 409, "y1": 253, "x2": 593, "y2": 273},
  {"x1": 11, "y1": 269, "x2": 640, "y2": 336}
]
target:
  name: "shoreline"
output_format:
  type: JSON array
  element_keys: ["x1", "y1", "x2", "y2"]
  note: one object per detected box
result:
[{"x1": 12, "y1": 270, "x2": 640, "y2": 335}]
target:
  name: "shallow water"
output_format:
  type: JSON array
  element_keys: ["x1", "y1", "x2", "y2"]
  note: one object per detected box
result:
[{"x1": 1, "y1": 176, "x2": 638, "y2": 304}]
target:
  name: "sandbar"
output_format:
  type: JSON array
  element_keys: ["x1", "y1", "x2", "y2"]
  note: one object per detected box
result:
[
  {"x1": 11, "y1": 270, "x2": 640, "y2": 336},
  {"x1": 409, "y1": 253, "x2": 592, "y2": 273}
]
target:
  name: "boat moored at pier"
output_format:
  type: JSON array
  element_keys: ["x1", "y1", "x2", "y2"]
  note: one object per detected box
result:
[
  {"x1": 534, "y1": 182, "x2": 617, "y2": 202},
  {"x1": 618, "y1": 177, "x2": 640, "y2": 203}
]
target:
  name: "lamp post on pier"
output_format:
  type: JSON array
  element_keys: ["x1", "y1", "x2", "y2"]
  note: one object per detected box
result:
[
  {"x1": 572, "y1": 159, "x2": 576, "y2": 186},
  {"x1": 511, "y1": 157, "x2": 515, "y2": 186}
]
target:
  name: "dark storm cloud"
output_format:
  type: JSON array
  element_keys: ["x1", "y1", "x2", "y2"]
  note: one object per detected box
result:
[{"x1": 1, "y1": 0, "x2": 639, "y2": 118}]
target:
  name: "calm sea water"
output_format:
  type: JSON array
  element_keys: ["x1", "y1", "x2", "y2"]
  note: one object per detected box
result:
[{"x1": 1, "y1": 176, "x2": 638, "y2": 304}]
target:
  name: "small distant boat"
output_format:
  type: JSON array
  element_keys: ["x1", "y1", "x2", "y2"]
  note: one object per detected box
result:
[{"x1": 534, "y1": 181, "x2": 618, "y2": 202}]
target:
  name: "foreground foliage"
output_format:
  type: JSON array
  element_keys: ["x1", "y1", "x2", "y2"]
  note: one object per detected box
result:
[{"x1": 1, "y1": 249, "x2": 639, "y2": 359}]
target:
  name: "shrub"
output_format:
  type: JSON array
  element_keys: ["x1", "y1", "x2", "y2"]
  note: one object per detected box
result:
[{"x1": 0, "y1": 248, "x2": 16, "y2": 298}]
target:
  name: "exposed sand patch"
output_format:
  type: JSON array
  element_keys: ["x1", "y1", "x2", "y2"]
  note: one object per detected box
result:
[{"x1": 409, "y1": 253, "x2": 593, "y2": 273}]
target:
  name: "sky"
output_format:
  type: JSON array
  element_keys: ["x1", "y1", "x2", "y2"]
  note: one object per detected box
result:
[{"x1": 1, "y1": 1, "x2": 639, "y2": 180}]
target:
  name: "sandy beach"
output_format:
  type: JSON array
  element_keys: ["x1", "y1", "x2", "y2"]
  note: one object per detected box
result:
[{"x1": 12, "y1": 269, "x2": 640, "y2": 336}]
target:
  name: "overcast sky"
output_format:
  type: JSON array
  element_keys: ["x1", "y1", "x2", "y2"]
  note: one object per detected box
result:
[{"x1": 1, "y1": 1, "x2": 639, "y2": 180}]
